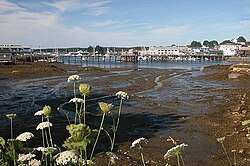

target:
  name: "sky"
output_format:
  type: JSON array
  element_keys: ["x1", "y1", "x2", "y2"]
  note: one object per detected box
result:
[{"x1": 0, "y1": 0, "x2": 249, "y2": 48}]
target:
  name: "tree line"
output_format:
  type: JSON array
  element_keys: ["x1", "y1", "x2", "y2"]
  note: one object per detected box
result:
[{"x1": 190, "y1": 36, "x2": 247, "y2": 48}]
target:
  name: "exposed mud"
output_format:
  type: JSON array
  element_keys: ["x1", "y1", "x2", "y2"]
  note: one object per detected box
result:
[{"x1": 0, "y1": 62, "x2": 249, "y2": 165}]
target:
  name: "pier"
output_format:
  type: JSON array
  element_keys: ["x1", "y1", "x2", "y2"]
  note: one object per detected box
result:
[{"x1": 35, "y1": 53, "x2": 233, "y2": 64}]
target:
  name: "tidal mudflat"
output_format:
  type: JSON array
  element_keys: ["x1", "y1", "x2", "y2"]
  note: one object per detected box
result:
[{"x1": 0, "y1": 62, "x2": 249, "y2": 165}]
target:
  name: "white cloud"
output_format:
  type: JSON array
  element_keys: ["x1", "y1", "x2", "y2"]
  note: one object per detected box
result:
[
  {"x1": 91, "y1": 20, "x2": 120, "y2": 27},
  {"x1": 44, "y1": 0, "x2": 113, "y2": 15},
  {"x1": 0, "y1": 0, "x2": 24, "y2": 12}
]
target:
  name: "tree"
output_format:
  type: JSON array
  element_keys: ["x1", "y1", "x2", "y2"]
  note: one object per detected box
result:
[
  {"x1": 95, "y1": 45, "x2": 105, "y2": 54},
  {"x1": 191, "y1": 41, "x2": 202, "y2": 47},
  {"x1": 209, "y1": 40, "x2": 218, "y2": 48},
  {"x1": 220, "y1": 40, "x2": 232, "y2": 45},
  {"x1": 203, "y1": 40, "x2": 210, "y2": 47},
  {"x1": 87, "y1": 46, "x2": 93, "y2": 53},
  {"x1": 237, "y1": 36, "x2": 246, "y2": 42}
]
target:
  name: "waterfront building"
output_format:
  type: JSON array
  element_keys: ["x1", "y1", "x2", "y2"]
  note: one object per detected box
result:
[
  {"x1": 219, "y1": 43, "x2": 242, "y2": 56},
  {"x1": 0, "y1": 44, "x2": 32, "y2": 63},
  {"x1": 148, "y1": 46, "x2": 188, "y2": 55}
]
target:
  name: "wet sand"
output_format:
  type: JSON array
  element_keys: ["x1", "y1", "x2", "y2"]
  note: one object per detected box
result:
[{"x1": 0, "y1": 62, "x2": 250, "y2": 165}]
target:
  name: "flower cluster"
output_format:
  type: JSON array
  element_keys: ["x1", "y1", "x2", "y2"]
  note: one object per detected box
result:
[
  {"x1": 216, "y1": 137, "x2": 225, "y2": 144},
  {"x1": 43, "y1": 105, "x2": 52, "y2": 117},
  {"x1": 36, "y1": 147, "x2": 57, "y2": 154},
  {"x1": 116, "y1": 91, "x2": 129, "y2": 100},
  {"x1": 36, "y1": 122, "x2": 53, "y2": 130},
  {"x1": 28, "y1": 159, "x2": 41, "y2": 166},
  {"x1": 242, "y1": 120, "x2": 250, "y2": 127},
  {"x1": 34, "y1": 110, "x2": 44, "y2": 116},
  {"x1": 98, "y1": 102, "x2": 113, "y2": 113},
  {"x1": 55, "y1": 150, "x2": 81, "y2": 165},
  {"x1": 164, "y1": 143, "x2": 188, "y2": 159},
  {"x1": 67, "y1": 75, "x2": 81, "y2": 82},
  {"x1": 18, "y1": 153, "x2": 36, "y2": 162},
  {"x1": 6, "y1": 113, "x2": 17, "y2": 119},
  {"x1": 69, "y1": 98, "x2": 84, "y2": 103},
  {"x1": 79, "y1": 83, "x2": 92, "y2": 96},
  {"x1": 16, "y1": 132, "x2": 34, "y2": 142},
  {"x1": 106, "y1": 152, "x2": 118, "y2": 165},
  {"x1": 130, "y1": 137, "x2": 148, "y2": 149}
]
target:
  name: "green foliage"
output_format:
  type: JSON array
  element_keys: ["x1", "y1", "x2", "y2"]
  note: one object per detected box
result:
[
  {"x1": 220, "y1": 40, "x2": 232, "y2": 45},
  {"x1": 190, "y1": 41, "x2": 202, "y2": 47},
  {"x1": 237, "y1": 36, "x2": 246, "y2": 42},
  {"x1": 203, "y1": 40, "x2": 210, "y2": 47}
]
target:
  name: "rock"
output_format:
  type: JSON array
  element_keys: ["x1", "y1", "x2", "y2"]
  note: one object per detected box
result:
[{"x1": 228, "y1": 72, "x2": 243, "y2": 79}]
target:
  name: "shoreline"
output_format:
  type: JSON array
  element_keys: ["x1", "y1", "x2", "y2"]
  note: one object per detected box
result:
[{"x1": 0, "y1": 62, "x2": 250, "y2": 165}]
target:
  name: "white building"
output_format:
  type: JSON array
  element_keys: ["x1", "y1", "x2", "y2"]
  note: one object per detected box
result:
[
  {"x1": 219, "y1": 43, "x2": 241, "y2": 56},
  {"x1": 148, "y1": 46, "x2": 188, "y2": 55}
]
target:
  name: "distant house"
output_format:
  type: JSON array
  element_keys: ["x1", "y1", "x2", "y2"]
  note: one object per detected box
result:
[
  {"x1": 219, "y1": 43, "x2": 241, "y2": 56},
  {"x1": 239, "y1": 47, "x2": 250, "y2": 57},
  {"x1": 148, "y1": 46, "x2": 188, "y2": 55},
  {"x1": 0, "y1": 44, "x2": 32, "y2": 63}
]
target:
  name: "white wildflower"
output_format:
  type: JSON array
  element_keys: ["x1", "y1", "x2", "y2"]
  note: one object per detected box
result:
[
  {"x1": 116, "y1": 91, "x2": 129, "y2": 100},
  {"x1": 82, "y1": 160, "x2": 95, "y2": 165},
  {"x1": 164, "y1": 143, "x2": 188, "y2": 159},
  {"x1": 106, "y1": 152, "x2": 118, "y2": 165},
  {"x1": 6, "y1": 113, "x2": 17, "y2": 119},
  {"x1": 130, "y1": 137, "x2": 148, "y2": 149},
  {"x1": 18, "y1": 153, "x2": 36, "y2": 162},
  {"x1": 16, "y1": 132, "x2": 34, "y2": 141},
  {"x1": 67, "y1": 75, "x2": 81, "y2": 82},
  {"x1": 36, "y1": 122, "x2": 52, "y2": 130},
  {"x1": 36, "y1": 147, "x2": 56, "y2": 154},
  {"x1": 216, "y1": 137, "x2": 225, "y2": 144},
  {"x1": 28, "y1": 159, "x2": 41, "y2": 166},
  {"x1": 69, "y1": 98, "x2": 84, "y2": 103},
  {"x1": 34, "y1": 110, "x2": 44, "y2": 116},
  {"x1": 55, "y1": 150, "x2": 81, "y2": 165}
]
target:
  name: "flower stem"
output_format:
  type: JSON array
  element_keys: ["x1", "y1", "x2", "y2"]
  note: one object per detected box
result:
[
  {"x1": 221, "y1": 143, "x2": 232, "y2": 166},
  {"x1": 177, "y1": 154, "x2": 180, "y2": 166},
  {"x1": 10, "y1": 119, "x2": 16, "y2": 166},
  {"x1": 83, "y1": 95, "x2": 86, "y2": 124},
  {"x1": 73, "y1": 82, "x2": 76, "y2": 98},
  {"x1": 47, "y1": 118, "x2": 54, "y2": 147},
  {"x1": 141, "y1": 152, "x2": 146, "y2": 166},
  {"x1": 111, "y1": 99, "x2": 123, "y2": 151},
  {"x1": 90, "y1": 113, "x2": 106, "y2": 159},
  {"x1": 10, "y1": 119, "x2": 13, "y2": 139},
  {"x1": 180, "y1": 155, "x2": 186, "y2": 166},
  {"x1": 41, "y1": 116, "x2": 45, "y2": 147},
  {"x1": 74, "y1": 102, "x2": 78, "y2": 124}
]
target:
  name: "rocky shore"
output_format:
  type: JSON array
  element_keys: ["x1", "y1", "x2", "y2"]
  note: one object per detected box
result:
[{"x1": 0, "y1": 62, "x2": 249, "y2": 165}]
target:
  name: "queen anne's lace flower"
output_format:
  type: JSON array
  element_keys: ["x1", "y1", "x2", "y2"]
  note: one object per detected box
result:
[
  {"x1": 16, "y1": 132, "x2": 34, "y2": 141},
  {"x1": 6, "y1": 113, "x2": 17, "y2": 119},
  {"x1": 36, "y1": 147, "x2": 56, "y2": 154},
  {"x1": 36, "y1": 122, "x2": 53, "y2": 130},
  {"x1": 55, "y1": 151, "x2": 81, "y2": 165},
  {"x1": 67, "y1": 75, "x2": 81, "y2": 82},
  {"x1": 98, "y1": 102, "x2": 113, "y2": 113},
  {"x1": 115, "y1": 91, "x2": 129, "y2": 100},
  {"x1": 28, "y1": 159, "x2": 41, "y2": 166},
  {"x1": 130, "y1": 137, "x2": 148, "y2": 148},
  {"x1": 216, "y1": 137, "x2": 225, "y2": 144},
  {"x1": 69, "y1": 98, "x2": 84, "y2": 103},
  {"x1": 34, "y1": 110, "x2": 44, "y2": 116},
  {"x1": 18, "y1": 153, "x2": 36, "y2": 162},
  {"x1": 164, "y1": 143, "x2": 188, "y2": 159}
]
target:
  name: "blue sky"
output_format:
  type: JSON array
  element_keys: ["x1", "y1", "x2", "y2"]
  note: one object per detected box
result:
[{"x1": 0, "y1": 0, "x2": 249, "y2": 48}]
